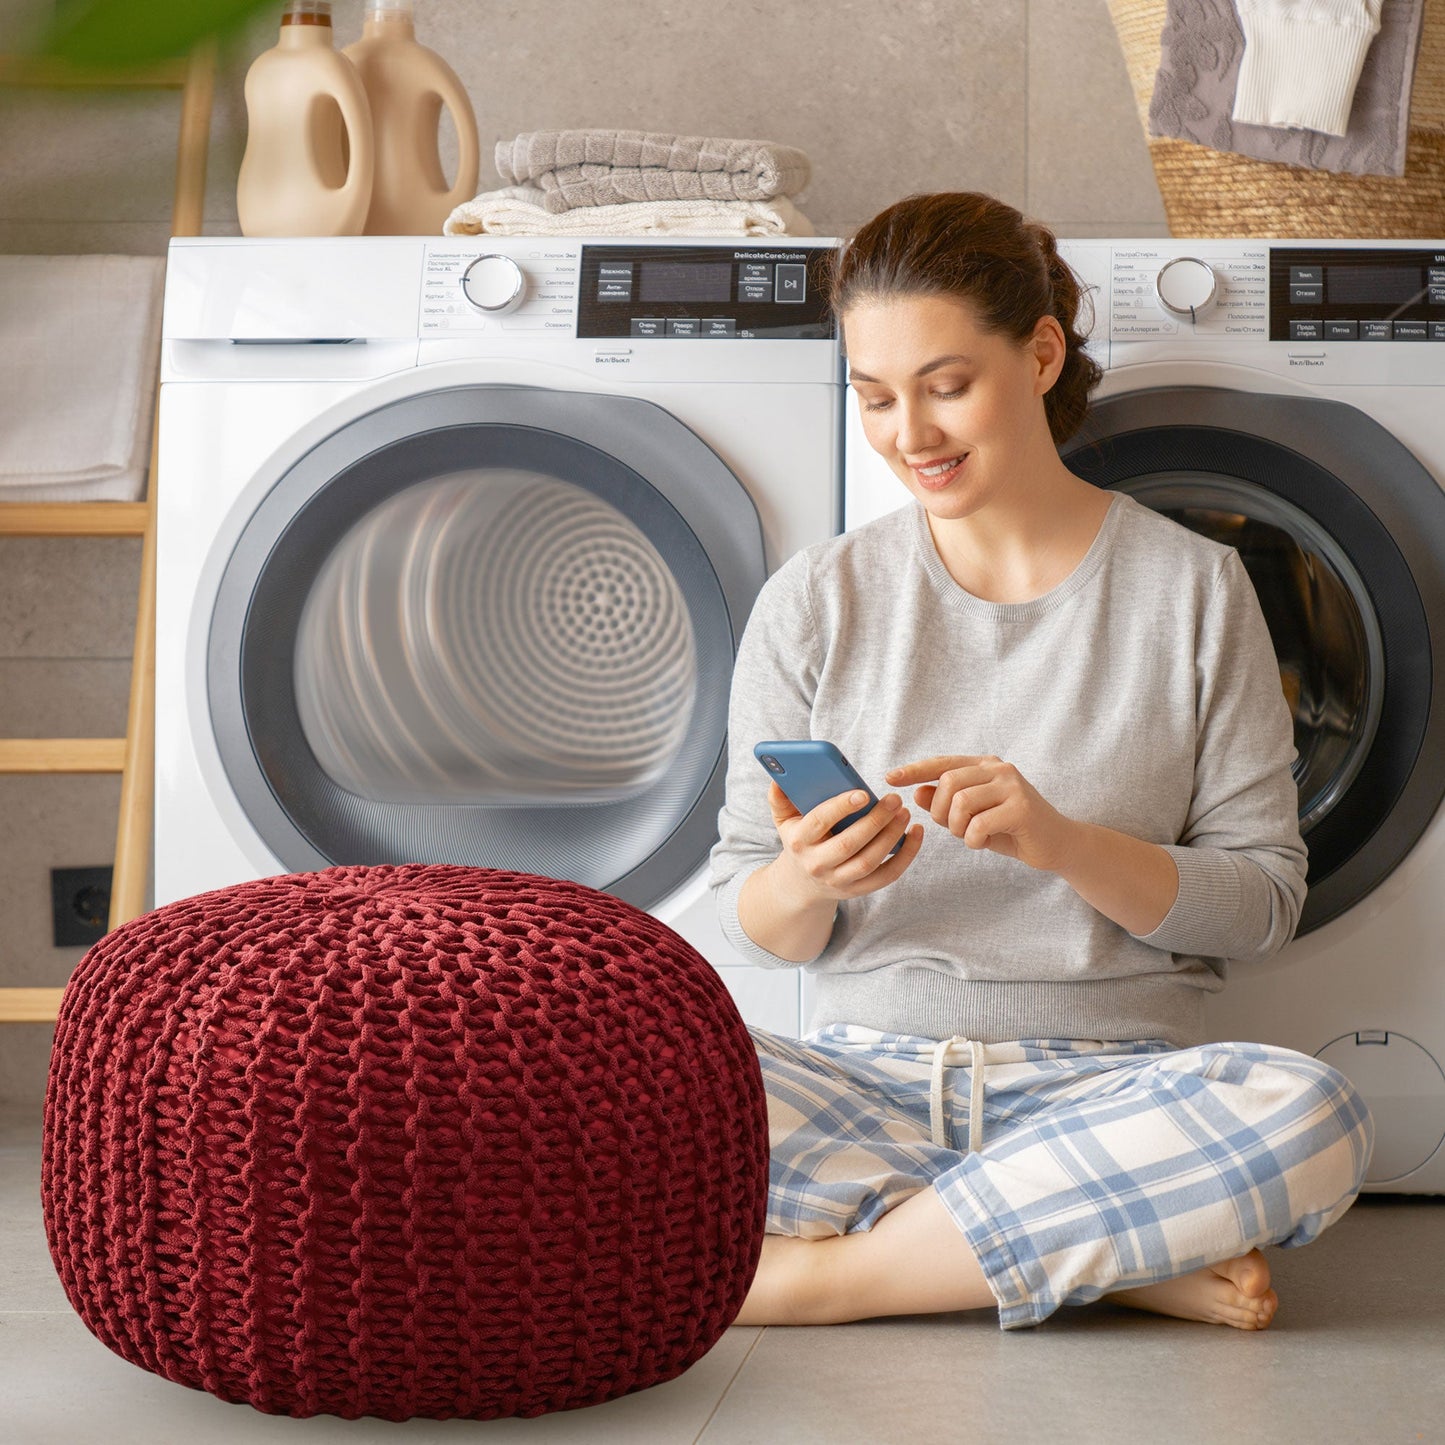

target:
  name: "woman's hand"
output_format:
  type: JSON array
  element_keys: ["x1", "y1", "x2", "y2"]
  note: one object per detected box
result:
[
  {"x1": 884, "y1": 755, "x2": 1075, "y2": 872},
  {"x1": 767, "y1": 780, "x2": 924, "y2": 901}
]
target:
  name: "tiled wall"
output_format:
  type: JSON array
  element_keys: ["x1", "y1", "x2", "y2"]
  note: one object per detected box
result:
[{"x1": 0, "y1": 0, "x2": 1167, "y2": 1103}]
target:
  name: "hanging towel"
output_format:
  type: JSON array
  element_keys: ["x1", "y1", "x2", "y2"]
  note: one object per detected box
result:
[
  {"x1": 0, "y1": 254, "x2": 164, "y2": 503},
  {"x1": 444, "y1": 184, "x2": 815, "y2": 237},
  {"x1": 495, "y1": 129, "x2": 812, "y2": 213},
  {"x1": 1148, "y1": 0, "x2": 1424, "y2": 176}
]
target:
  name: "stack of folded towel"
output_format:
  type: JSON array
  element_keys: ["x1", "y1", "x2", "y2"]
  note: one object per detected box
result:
[
  {"x1": 0, "y1": 254, "x2": 164, "y2": 503},
  {"x1": 444, "y1": 128, "x2": 815, "y2": 237}
]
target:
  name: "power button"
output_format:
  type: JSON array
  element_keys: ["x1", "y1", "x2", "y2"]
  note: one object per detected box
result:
[{"x1": 775, "y1": 263, "x2": 806, "y2": 302}]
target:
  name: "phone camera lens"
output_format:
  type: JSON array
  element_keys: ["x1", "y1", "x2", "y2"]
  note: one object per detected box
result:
[{"x1": 762, "y1": 755, "x2": 780, "y2": 772}]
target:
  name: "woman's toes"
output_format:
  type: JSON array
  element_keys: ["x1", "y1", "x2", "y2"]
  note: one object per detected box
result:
[{"x1": 1212, "y1": 1248, "x2": 1271, "y2": 1299}]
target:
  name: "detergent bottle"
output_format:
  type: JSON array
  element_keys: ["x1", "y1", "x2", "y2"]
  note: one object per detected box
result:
[
  {"x1": 236, "y1": 0, "x2": 374, "y2": 237},
  {"x1": 343, "y1": 0, "x2": 480, "y2": 235}
]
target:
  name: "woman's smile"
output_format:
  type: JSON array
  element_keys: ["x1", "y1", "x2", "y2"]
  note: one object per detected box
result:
[{"x1": 909, "y1": 453, "x2": 969, "y2": 489}]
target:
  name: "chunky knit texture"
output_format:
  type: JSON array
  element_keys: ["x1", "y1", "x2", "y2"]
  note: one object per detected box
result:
[{"x1": 41, "y1": 864, "x2": 768, "y2": 1422}]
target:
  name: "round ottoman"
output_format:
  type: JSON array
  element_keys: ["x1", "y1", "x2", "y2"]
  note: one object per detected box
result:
[{"x1": 41, "y1": 864, "x2": 769, "y2": 1421}]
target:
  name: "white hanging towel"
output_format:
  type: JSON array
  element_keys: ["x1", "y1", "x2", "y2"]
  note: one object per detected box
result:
[{"x1": 0, "y1": 254, "x2": 165, "y2": 502}]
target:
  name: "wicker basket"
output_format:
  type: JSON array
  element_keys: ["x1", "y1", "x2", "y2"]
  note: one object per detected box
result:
[{"x1": 1107, "y1": 0, "x2": 1444, "y2": 237}]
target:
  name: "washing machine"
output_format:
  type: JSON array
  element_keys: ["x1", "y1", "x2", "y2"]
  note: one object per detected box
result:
[
  {"x1": 842, "y1": 238, "x2": 1445, "y2": 1193},
  {"x1": 156, "y1": 233, "x2": 843, "y2": 1039}
]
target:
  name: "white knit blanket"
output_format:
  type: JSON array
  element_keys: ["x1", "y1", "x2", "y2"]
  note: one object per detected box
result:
[
  {"x1": 0, "y1": 254, "x2": 164, "y2": 502},
  {"x1": 444, "y1": 185, "x2": 815, "y2": 237}
]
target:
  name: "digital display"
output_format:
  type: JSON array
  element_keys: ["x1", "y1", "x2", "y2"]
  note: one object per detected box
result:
[
  {"x1": 1327, "y1": 265, "x2": 1426, "y2": 306},
  {"x1": 639, "y1": 260, "x2": 732, "y2": 303}
]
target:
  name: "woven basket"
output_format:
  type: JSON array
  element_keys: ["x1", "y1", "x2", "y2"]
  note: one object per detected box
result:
[{"x1": 1107, "y1": 0, "x2": 1445, "y2": 237}]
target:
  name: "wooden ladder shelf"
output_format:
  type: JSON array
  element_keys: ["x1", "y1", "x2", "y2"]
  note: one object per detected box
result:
[{"x1": 0, "y1": 44, "x2": 215, "y2": 1025}]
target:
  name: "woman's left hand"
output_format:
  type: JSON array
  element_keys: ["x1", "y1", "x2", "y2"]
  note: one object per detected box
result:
[{"x1": 884, "y1": 755, "x2": 1075, "y2": 872}]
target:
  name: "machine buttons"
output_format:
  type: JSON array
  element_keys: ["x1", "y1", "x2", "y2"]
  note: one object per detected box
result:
[
  {"x1": 702, "y1": 317, "x2": 737, "y2": 336},
  {"x1": 1394, "y1": 320, "x2": 1429, "y2": 340},
  {"x1": 667, "y1": 318, "x2": 700, "y2": 336},
  {"x1": 775, "y1": 264, "x2": 806, "y2": 302},
  {"x1": 739, "y1": 276, "x2": 773, "y2": 303},
  {"x1": 1290, "y1": 320, "x2": 1323, "y2": 341},
  {"x1": 461, "y1": 254, "x2": 526, "y2": 314},
  {"x1": 1290, "y1": 265, "x2": 1323, "y2": 285},
  {"x1": 740, "y1": 262, "x2": 773, "y2": 283},
  {"x1": 597, "y1": 262, "x2": 632, "y2": 302},
  {"x1": 1362, "y1": 321, "x2": 1393, "y2": 341},
  {"x1": 630, "y1": 317, "x2": 666, "y2": 337},
  {"x1": 1155, "y1": 256, "x2": 1220, "y2": 321},
  {"x1": 1290, "y1": 283, "x2": 1324, "y2": 305},
  {"x1": 1431, "y1": 322, "x2": 1445, "y2": 340},
  {"x1": 1324, "y1": 320, "x2": 1358, "y2": 340}
]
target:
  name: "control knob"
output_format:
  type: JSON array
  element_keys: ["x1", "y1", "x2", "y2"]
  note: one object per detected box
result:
[
  {"x1": 1154, "y1": 257, "x2": 1220, "y2": 323},
  {"x1": 462, "y1": 254, "x2": 526, "y2": 314}
]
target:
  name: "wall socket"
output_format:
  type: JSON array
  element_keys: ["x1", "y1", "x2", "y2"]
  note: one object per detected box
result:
[{"x1": 51, "y1": 866, "x2": 113, "y2": 948}]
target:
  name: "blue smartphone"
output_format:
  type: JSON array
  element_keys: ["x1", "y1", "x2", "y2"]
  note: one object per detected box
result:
[{"x1": 753, "y1": 740, "x2": 903, "y2": 857}]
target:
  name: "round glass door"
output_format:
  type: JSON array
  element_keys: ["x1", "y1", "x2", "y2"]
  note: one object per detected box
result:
[
  {"x1": 207, "y1": 383, "x2": 768, "y2": 910},
  {"x1": 1063, "y1": 386, "x2": 1445, "y2": 933},
  {"x1": 294, "y1": 468, "x2": 697, "y2": 807},
  {"x1": 1115, "y1": 475, "x2": 1384, "y2": 833}
]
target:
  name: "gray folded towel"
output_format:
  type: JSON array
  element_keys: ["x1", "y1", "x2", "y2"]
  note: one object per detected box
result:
[
  {"x1": 1148, "y1": 0, "x2": 1424, "y2": 177},
  {"x1": 495, "y1": 128, "x2": 812, "y2": 214}
]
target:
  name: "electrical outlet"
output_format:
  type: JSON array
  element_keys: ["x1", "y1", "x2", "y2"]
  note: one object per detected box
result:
[{"x1": 51, "y1": 866, "x2": 113, "y2": 948}]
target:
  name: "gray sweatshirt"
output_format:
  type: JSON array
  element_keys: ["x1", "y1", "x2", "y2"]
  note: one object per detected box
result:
[{"x1": 707, "y1": 491, "x2": 1308, "y2": 1048}]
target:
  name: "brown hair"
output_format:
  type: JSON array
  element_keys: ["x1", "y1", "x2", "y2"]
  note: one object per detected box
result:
[{"x1": 826, "y1": 192, "x2": 1103, "y2": 445}]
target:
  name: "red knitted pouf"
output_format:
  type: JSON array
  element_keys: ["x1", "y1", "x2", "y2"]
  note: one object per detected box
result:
[{"x1": 41, "y1": 864, "x2": 769, "y2": 1421}]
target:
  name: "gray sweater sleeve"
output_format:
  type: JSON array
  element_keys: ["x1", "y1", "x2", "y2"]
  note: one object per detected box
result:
[
  {"x1": 1132, "y1": 549, "x2": 1308, "y2": 961},
  {"x1": 706, "y1": 552, "x2": 826, "y2": 969}
]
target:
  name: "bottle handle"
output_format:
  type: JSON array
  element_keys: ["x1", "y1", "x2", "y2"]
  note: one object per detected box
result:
[
  {"x1": 434, "y1": 69, "x2": 480, "y2": 208},
  {"x1": 332, "y1": 77, "x2": 375, "y2": 210}
]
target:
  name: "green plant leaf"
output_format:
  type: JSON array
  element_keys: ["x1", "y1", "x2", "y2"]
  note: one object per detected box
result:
[{"x1": 39, "y1": 0, "x2": 279, "y2": 67}]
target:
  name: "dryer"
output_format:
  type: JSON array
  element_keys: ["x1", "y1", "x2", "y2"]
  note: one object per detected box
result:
[
  {"x1": 156, "y1": 234, "x2": 843, "y2": 1040},
  {"x1": 843, "y1": 238, "x2": 1445, "y2": 1193}
]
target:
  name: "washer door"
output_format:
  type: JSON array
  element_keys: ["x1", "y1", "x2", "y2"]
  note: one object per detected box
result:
[
  {"x1": 1063, "y1": 386, "x2": 1445, "y2": 934},
  {"x1": 208, "y1": 383, "x2": 766, "y2": 910}
]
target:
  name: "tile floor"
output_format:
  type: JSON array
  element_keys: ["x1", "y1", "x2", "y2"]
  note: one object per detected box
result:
[{"x1": 3, "y1": 1104, "x2": 1441, "y2": 1445}]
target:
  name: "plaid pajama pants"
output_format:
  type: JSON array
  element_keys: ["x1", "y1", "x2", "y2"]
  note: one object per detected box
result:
[{"x1": 750, "y1": 1023, "x2": 1375, "y2": 1330}]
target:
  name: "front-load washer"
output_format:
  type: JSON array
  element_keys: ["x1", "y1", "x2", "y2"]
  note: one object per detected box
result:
[
  {"x1": 842, "y1": 238, "x2": 1445, "y2": 1193},
  {"x1": 156, "y1": 234, "x2": 843, "y2": 1040}
]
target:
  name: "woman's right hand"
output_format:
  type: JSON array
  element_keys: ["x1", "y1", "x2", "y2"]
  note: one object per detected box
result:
[{"x1": 767, "y1": 780, "x2": 924, "y2": 900}]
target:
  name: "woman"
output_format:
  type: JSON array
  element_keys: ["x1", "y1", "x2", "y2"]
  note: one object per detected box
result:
[{"x1": 706, "y1": 192, "x2": 1373, "y2": 1333}]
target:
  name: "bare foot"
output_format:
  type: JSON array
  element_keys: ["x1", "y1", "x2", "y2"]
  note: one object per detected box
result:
[{"x1": 1106, "y1": 1249, "x2": 1279, "y2": 1331}]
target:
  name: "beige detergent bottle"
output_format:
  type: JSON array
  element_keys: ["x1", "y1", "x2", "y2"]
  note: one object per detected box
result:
[
  {"x1": 237, "y1": 0, "x2": 375, "y2": 237},
  {"x1": 343, "y1": 0, "x2": 480, "y2": 235}
]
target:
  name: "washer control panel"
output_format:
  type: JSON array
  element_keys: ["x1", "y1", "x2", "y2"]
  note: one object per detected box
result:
[
  {"x1": 1270, "y1": 245, "x2": 1445, "y2": 343},
  {"x1": 577, "y1": 242, "x2": 835, "y2": 340},
  {"x1": 421, "y1": 243, "x2": 580, "y2": 334},
  {"x1": 1106, "y1": 246, "x2": 1269, "y2": 338}
]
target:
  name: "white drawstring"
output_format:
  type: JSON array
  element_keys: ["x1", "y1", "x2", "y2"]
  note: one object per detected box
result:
[{"x1": 928, "y1": 1035, "x2": 989, "y2": 1153}]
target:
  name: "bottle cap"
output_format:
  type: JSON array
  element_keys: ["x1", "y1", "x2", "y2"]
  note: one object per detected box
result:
[
  {"x1": 283, "y1": 0, "x2": 332, "y2": 21},
  {"x1": 366, "y1": 0, "x2": 415, "y2": 14}
]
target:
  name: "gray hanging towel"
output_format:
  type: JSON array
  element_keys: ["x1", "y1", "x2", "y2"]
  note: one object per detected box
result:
[
  {"x1": 1147, "y1": 0, "x2": 1425, "y2": 177},
  {"x1": 495, "y1": 129, "x2": 813, "y2": 214}
]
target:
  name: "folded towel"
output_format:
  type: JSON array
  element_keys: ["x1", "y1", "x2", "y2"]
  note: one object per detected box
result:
[
  {"x1": 1148, "y1": 0, "x2": 1424, "y2": 176},
  {"x1": 0, "y1": 254, "x2": 164, "y2": 502},
  {"x1": 443, "y1": 184, "x2": 816, "y2": 237},
  {"x1": 495, "y1": 129, "x2": 812, "y2": 214}
]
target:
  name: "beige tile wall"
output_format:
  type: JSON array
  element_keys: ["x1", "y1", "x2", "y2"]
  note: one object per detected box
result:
[{"x1": 0, "y1": 0, "x2": 1166, "y2": 1103}]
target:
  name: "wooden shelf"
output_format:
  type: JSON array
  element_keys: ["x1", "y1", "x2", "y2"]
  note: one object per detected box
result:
[
  {"x1": 0, "y1": 739, "x2": 127, "y2": 773},
  {"x1": 0, "y1": 988, "x2": 66, "y2": 1023},
  {"x1": 0, "y1": 502, "x2": 149, "y2": 537}
]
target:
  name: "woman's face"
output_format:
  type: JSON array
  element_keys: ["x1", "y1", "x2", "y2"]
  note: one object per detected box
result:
[{"x1": 842, "y1": 292, "x2": 1064, "y2": 519}]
